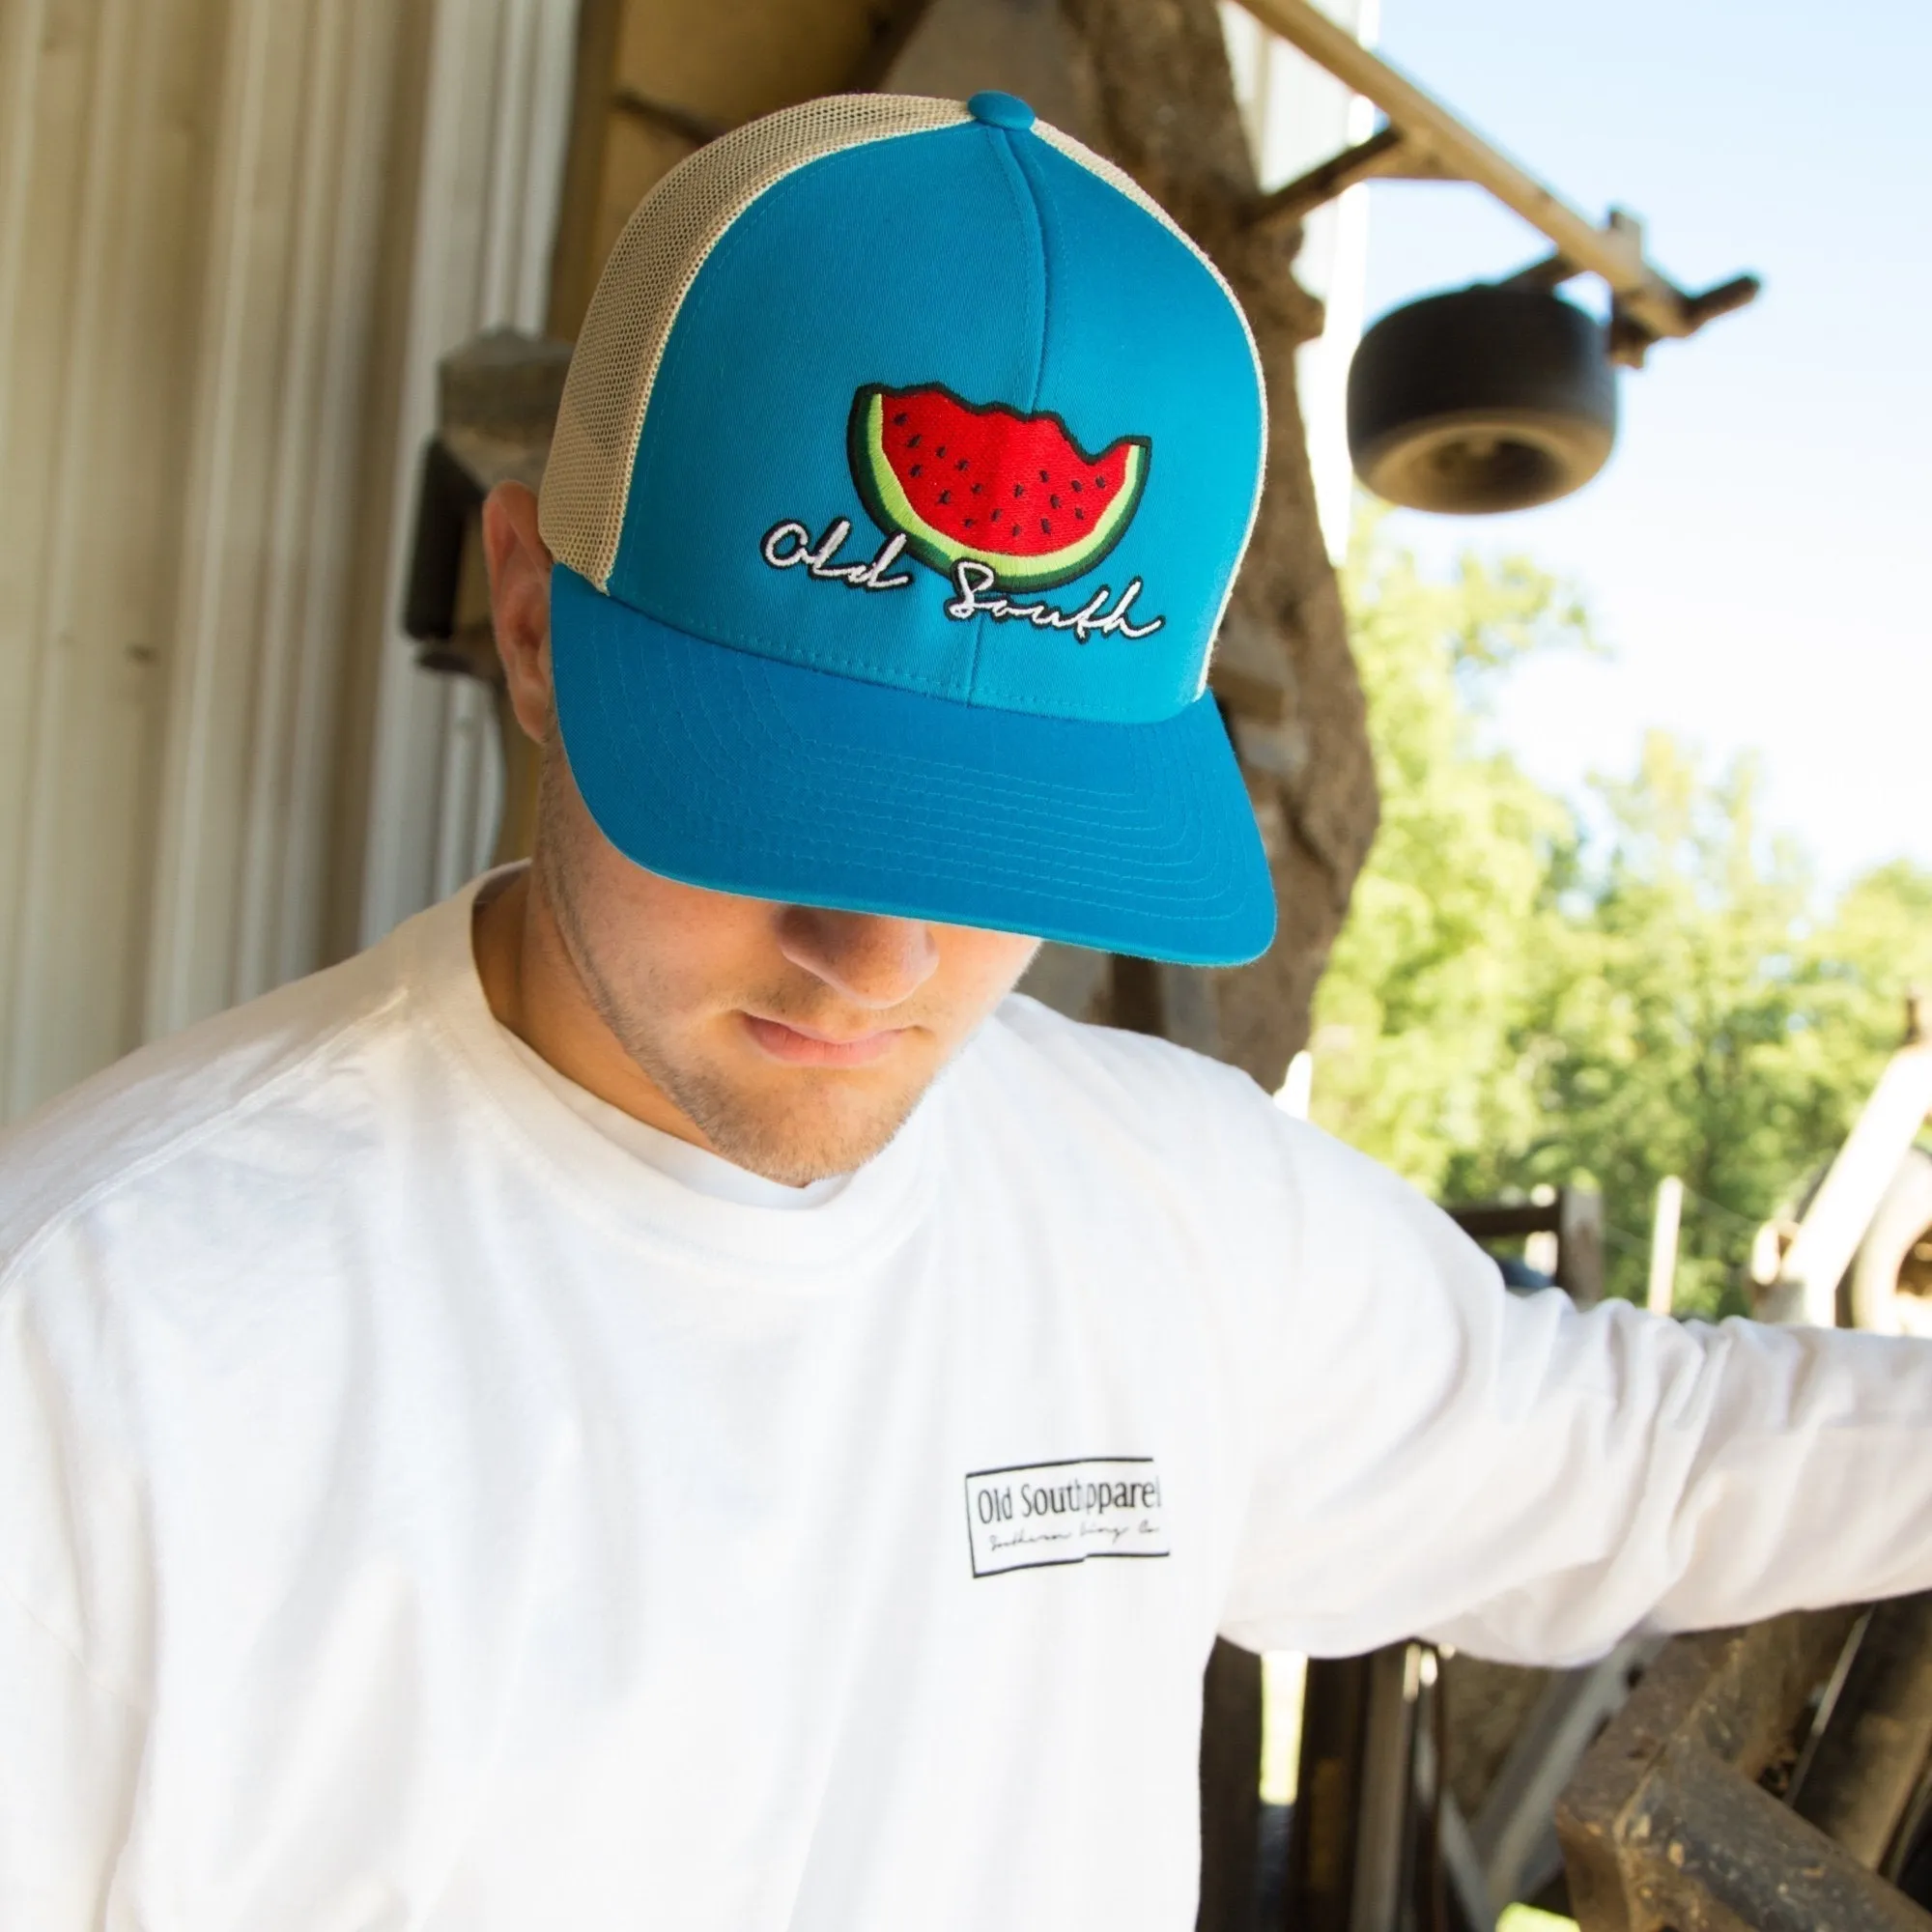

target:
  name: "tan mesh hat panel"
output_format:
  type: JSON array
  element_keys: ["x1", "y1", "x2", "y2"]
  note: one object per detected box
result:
[{"x1": 542, "y1": 95, "x2": 971, "y2": 590}]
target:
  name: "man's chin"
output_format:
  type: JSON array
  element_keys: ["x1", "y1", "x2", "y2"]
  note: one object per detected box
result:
[{"x1": 681, "y1": 1070, "x2": 935, "y2": 1188}]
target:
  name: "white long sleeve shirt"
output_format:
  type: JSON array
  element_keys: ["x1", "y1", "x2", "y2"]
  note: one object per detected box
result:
[{"x1": 5, "y1": 880, "x2": 1932, "y2": 1931}]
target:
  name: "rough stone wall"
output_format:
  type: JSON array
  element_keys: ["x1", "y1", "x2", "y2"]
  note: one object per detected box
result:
[{"x1": 1058, "y1": 0, "x2": 1380, "y2": 1092}]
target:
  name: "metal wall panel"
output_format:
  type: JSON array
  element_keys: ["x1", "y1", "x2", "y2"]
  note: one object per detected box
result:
[
  {"x1": 144, "y1": 0, "x2": 423, "y2": 1038},
  {"x1": 0, "y1": 0, "x2": 226, "y2": 1116},
  {"x1": 0, "y1": 0, "x2": 578, "y2": 1123},
  {"x1": 355, "y1": 0, "x2": 578, "y2": 948}
]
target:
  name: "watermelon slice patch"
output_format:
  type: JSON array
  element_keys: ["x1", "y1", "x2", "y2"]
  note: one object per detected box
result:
[{"x1": 847, "y1": 384, "x2": 1151, "y2": 592}]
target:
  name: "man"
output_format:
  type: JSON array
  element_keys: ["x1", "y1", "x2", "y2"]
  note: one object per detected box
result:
[{"x1": 3, "y1": 89, "x2": 1930, "y2": 1932}]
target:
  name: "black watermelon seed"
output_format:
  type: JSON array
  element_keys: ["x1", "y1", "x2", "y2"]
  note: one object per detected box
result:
[
  {"x1": 1071, "y1": 479, "x2": 1083, "y2": 493},
  {"x1": 955, "y1": 457, "x2": 969, "y2": 470},
  {"x1": 907, "y1": 433, "x2": 922, "y2": 448},
  {"x1": 1037, "y1": 468, "x2": 1049, "y2": 481},
  {"x1": 892, "y1": 412, "x2": 908, "y2": 425},
  {"x1": 964, "y1": 518, "x2": 975, "y2": 527},
  {"x1": 910, "y1": 463, "x2": 923, "y2": 476},
  {"x1": 990, "y1": 508, "x2": 1002, "y2": 522},
  {"x1": 1094, "y1": 474, "x2": 1107, "y2": 489},
  {"x1": 970, "y1": 482, "x2": 982, "y2": 495},
  {"x1": 1074, "y1": 507, "x2": 1086, "y2": 522},
  {"x1": 1049, "y1": 494, "x2": 1061, "y2": 508},
  {"x1": 936, "y1": 444, "x2": 946, "y2": 457},
  {"x1": 1012, "y1": 483, "x2": 1025, "y2": 498},
  {"x1": 939, "y1": 489, "x2": 951, "y2": 504},
  {"x1": 1039, "y1": 517, "x2": 1051, "y2": 533}
]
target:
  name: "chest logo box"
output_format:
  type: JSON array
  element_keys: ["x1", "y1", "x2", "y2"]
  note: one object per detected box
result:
[{"x1": 964, "y1": 1457, "x2": 1170, "y2": 1577}]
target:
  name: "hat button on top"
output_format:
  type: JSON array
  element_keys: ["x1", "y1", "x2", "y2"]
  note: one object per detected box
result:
[{"x1": 966, "y1": 91, "x2": 1036, "y2": 132}]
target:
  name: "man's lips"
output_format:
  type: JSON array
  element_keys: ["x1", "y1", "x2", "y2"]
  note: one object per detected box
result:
[{"x1": 740, "y1": 1012, "x2": 908, "y2": 1067}]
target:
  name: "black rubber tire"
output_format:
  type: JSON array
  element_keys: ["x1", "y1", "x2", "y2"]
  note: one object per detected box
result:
[
  {"x1": 1849, "y1": 1148, "x2": 1932, "y2": 1333},
  {"x1": 1347, "y1": 285, "x2": 1618, "y2": 515}
]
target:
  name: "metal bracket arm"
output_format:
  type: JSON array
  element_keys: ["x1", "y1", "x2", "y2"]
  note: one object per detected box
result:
[
  {"x1": 1251, "y1": 125, "x2": 1454, "y2": 229},
  {"x1": 1233, "y1": 0, "x2": 1759, "y2": 360}
]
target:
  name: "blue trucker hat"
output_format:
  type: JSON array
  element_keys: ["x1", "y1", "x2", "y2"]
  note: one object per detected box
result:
[{"x1": 538, "y1": 90, "x2": 1274, "y2": 965}]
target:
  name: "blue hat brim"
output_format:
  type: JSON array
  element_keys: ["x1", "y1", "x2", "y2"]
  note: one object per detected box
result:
[{"x1": 549, "y1": 566, "x2": 1277, "y2": 968}]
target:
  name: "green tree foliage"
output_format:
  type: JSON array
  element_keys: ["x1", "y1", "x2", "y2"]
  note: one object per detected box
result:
[
  {"x1": 1312, "y1": 515, "x2": 1932, "y2": 1316},
  {"x1": 1309, "y1": 513, "x2": 1589, "y2": 1197}
]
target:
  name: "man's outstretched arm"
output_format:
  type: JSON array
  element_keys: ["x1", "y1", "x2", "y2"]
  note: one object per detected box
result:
[{"x1": 1215, "y1": 1109, "x2": 1932, "y2": 1665}]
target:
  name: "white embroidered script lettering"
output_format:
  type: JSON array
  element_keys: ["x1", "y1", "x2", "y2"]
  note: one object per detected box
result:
[
  {"x1": 944, "y1": 560, "x2": 1164, "y2": 642},
  {"x1": 757, "y1": 521, "x2": 1168, "y2": 642},
  {"x1": 759, "y1": 518, "x2": 913, "y2": 591}
]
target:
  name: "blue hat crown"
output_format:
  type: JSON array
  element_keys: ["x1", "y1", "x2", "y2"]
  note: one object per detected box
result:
[{"x1": 538, "y1": 93, "x2": 1279, "y2": 966}]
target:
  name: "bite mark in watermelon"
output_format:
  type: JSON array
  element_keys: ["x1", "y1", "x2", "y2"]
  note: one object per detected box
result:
[{"x1": 847, "y1": 383, "x2": 1151, "y2": 592}]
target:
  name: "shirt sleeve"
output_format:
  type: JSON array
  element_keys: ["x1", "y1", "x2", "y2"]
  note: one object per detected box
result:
[
  {"x1": 0, "y1": 1581, "x2": 146, "y2": 1928},
  {"x1": 1216, "y1": 1112, "x2": 1932, "y2": 1666},
  {"x1": 0, "y1": 1244, "x2": 154, "y2": 1926}
]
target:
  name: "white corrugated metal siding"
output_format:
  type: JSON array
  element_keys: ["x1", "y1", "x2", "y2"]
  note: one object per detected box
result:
[
  {"x1": 356, "y1": 0, "x2": 577, "y2": 947},
  {"x1": 0, "y1": 0, "x2": 578, "y2": 1123}
]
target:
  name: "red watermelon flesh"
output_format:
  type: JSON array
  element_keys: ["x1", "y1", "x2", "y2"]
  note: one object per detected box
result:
[{"x1": 848, "y1": 384, "x2": 1151, "y2": 591}]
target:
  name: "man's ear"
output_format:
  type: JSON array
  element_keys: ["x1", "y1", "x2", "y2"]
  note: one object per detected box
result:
[{"x1": 481, "y1": 481, "x2": 555, "y2": 745}]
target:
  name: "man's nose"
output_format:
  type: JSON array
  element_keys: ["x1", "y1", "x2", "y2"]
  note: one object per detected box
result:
[{"x1": 776, "y1": 907, "x2": 940, "y2": 1010}]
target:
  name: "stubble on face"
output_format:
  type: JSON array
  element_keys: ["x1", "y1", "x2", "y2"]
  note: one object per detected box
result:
[{"x1": 527, "y1": 757, "x2": 1036, "y2": 1185}]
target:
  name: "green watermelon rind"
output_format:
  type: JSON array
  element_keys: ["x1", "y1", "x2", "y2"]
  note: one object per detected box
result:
[{"x1": 846, "y1": 384, "x2": 1151, "y2": 593}]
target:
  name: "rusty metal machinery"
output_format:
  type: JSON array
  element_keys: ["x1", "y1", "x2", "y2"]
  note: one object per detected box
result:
[
  {"x1": 1561, "y1": 1599, "x2": 1932, "y2": 1932},
  {"x1": 1275, "y1": 1601, "x2": 1932, "y2": 1931}
]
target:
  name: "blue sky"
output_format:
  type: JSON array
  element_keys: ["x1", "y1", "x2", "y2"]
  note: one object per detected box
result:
[{"x1": 1357, "y1": 0, "x2": 1929, "y2": 890}]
